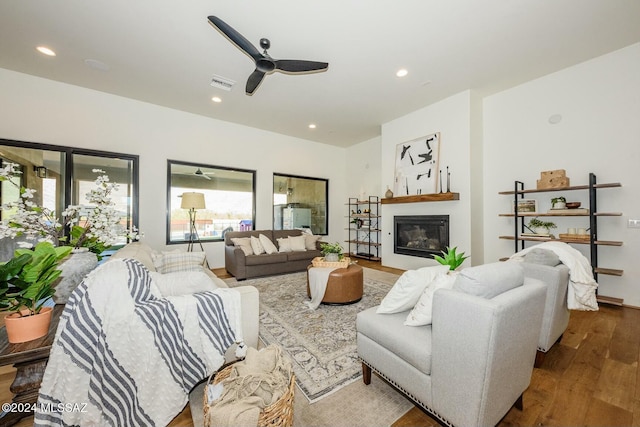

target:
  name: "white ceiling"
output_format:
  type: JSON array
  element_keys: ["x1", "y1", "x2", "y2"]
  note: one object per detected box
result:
[{"x1": 1, "y1": 1, "x2": 639, "y2": 147}]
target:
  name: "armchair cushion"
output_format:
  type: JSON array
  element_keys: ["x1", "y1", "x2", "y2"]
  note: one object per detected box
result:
[
  {"x1": 524, "y1": 248, "x2": 561, "y2": 266},
  {"x1": 154, "y1": 251, "x2": 206, "y2": 274},
  {"x1": 405, "y1": 272, "x2": 457, "y2": 326},
  {"x1": 376, "y1": 265, "x2": 450, "y2": 314},
  {"x1": 357, "y1": 307, "x2": 433, "y2": 375},
  {"x1": 452, "y1": 261, "x2": 523, "y2": 299},
  {"x1": 150, "y1": 270, "x2": 217, "y2": 297}
]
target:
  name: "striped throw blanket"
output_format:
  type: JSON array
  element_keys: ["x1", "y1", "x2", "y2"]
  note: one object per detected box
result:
[{"x1": 34, "y1": 258, "x2": 242, "y2": 426}]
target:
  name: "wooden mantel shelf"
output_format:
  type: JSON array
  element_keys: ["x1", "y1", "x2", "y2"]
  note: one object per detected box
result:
[{"x1": 381, "y1": 192, "x2": 459, "y2": 204}]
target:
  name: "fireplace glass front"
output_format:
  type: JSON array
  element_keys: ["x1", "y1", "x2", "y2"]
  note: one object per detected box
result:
[{"x1": 394, "y1": 215, "x2": 449, "y2": 258}]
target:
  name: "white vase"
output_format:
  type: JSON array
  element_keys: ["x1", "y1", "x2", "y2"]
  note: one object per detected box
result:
[
  {"x1": 324, "y1": 253, "x2": 339, "y2": 262},
  {"x1": 534, "y1": 227, "x2": 549, "y2": 235}
]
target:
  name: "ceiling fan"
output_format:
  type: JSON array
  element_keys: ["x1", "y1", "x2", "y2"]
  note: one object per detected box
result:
[
  {"x1": 193, "y1": 168, "x2": 214, "y2": 180},
  {"x1": 207, "y1": 16, "x2": 329, "y2": 95}
]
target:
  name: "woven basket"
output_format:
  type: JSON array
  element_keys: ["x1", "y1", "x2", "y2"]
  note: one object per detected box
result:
[
  {"x1": 311, "y1": 256, "x2": 350, "y2": 269},
  {"x1": 203, "y1": 363, "x2": 296, "y2": 427}
]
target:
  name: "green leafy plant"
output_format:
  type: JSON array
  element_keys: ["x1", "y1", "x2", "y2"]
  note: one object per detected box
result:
[
  {"x1": 320, "y1": 242, "x2": 344, "y2": 260},
  {"x1": 551, "y1": 196, "x2": 566, "y2": 205},
  {"x1": 433, "y1": 246, "x2": 469, "y2": 271},
  {"x1": 0, "y1": 241, "x2": 72, "y2": 316},
  {"x1": 527, "y1": 218, "x2": 557, "y2": 230}
]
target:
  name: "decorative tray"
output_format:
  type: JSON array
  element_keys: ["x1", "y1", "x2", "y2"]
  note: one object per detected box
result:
[
  {"x1": 311, "y1": 257, "x2": 350, "y2": 269},
  {"x1": 559, "y1": 233, "x2": 590, "y2": 241}
]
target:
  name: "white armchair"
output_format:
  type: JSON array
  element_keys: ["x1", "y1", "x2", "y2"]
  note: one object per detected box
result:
[{"x1": 357, "y1": 262, "x2": 546, "y2": 427}]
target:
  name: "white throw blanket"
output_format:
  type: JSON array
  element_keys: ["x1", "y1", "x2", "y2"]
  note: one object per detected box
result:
[
  {"x1": 34, "y1": 258, "x2": 243, "y2": 426},
  {"x1": 510, "y1": 241, "x2": 599, "y2": 311},
  {"x1": 306, "y1": 267, "x2": 336, "y2": 310}
]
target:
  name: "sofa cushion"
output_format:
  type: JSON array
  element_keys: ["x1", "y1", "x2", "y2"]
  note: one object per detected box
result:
[
  {"x1": 111, "y1": 242, "x2": 157, "y2": 271},
  {"x1": 287, "y1": 250, "x2": 318, "y2": 262},
  {"x1": 289, "y1": 235, "x2": 307, "y2": 252},
  {"x1": 259, "y1": 234, "x2": 278, "y2": 254},
  {"x1": 377, "y1": 265, "x2": 450, "y2": 314},
  {"x1": 303, "y1": 234, "x2": 321, "y2": 250},
  {"x1": 155, "y1": 251, "x2": 206, "y2": 274},
  {"x1": 231, "y1": 237, "x2": 254, "y2": 255},
  {"x1": 357, "y1": 306, "x2": 432, "y2": 375},
  {"x1": 452, "y1": 261, "x2": 523, "y2": 299},
  {"x1": 245, "y1": 253, "x2": 288, "y2": 266},
  {"x1": 523, "y1": 248, "x2": 561, "y2": 266},
  {"x1": 149, "y1": 270, "x2": 216, "y2": 297},
  {"x1": 276, "y1": 237, "x2": 292, "y2": 252},
  {"x1": 250, "y1": 236, "x2": 265, "y2": 255}
]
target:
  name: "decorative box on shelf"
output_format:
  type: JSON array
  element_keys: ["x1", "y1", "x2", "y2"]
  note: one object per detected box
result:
[{"x1": 311, "y1": 257, "x2": 350, "y2": 269}]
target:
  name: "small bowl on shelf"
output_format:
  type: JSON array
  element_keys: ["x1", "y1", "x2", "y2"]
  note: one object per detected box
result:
[{"x1": 565, "y1": 202, "x2": 581, "y2": 209}]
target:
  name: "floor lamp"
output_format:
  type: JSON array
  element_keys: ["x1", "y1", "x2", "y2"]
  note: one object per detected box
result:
[{"x1": 181, "y1": 192, "x2": 205, "y2": 252}]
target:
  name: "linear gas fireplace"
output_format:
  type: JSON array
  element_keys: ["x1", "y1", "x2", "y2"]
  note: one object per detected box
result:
[{"x1": 394, "y1": 215, "x2": 449, "y2": 259}]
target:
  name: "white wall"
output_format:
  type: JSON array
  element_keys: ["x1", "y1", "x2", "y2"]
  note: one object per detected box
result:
[
  {"x1": 380, "y1": 91, "x2": 473, "y2": 270},
  {"x1": 344, "y1": 136, "x2": 382, "y2": 201},
  {"x1": 483, "y1": 43, "x2": 640, "y2": 307},
  {"x1": 0, "y1": 68, "x2": 348, "y2": 268}
]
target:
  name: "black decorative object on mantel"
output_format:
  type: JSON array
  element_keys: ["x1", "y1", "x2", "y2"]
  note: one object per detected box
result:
[
  {"x1": 447, "y1": 166, "x2": 451, "y2": 192},
  {"x1": 439, "y1": 169, "x2": 443, "y2": 193}
]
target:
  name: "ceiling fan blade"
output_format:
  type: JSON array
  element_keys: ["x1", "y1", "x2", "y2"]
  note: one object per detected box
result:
[
  {"x1": 246, "y1": 70, "x2": 266, "y2": 95},
  {"x1": 208, "y1": 16, "x2": 261, "y2": 61},
  {"x1": 275, "y1": 60, "x2": 329, "y2": 73}
]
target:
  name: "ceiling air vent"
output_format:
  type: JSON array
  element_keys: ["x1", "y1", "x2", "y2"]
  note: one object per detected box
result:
[{"x1": 210, "y1": 74, "x2": 235, "y2": 91}]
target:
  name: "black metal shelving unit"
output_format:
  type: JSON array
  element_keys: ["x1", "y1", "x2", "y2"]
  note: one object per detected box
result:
[{"x1": 346, "y1": 196, "x2": 381, "y2": 261}]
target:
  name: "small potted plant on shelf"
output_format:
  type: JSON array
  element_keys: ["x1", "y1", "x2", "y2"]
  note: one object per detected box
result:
[
  {"x1": 320, "y1": 242, "x2": 344, "y2": 262},
  {"x1": 0, "y1": 241, "x2": 72, "y2": 343},
  {"x1": 551, "y1": 196, "x2": 566, "y2": 209},
  {"x1": 527, "y1": 218, "x2": 557, "y2": 235},
  {"x1": 434, "y1": 246, "x2": 469, "y2": 271}
]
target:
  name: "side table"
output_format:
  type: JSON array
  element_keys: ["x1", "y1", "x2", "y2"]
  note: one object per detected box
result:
[{"x1": 0, "y1": 304, "x2": 64, "y2": 426}]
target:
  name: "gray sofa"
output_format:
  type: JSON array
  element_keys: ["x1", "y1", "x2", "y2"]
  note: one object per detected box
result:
[
  {"x1": 357, "y1": 261, "x2": 546, "y2": 427},
  {"x1": 224, "y1": 229, "x2": 322, "y2": 280}
]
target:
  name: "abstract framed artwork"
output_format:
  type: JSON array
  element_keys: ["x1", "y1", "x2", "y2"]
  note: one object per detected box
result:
[{"x1": 393, "y1": 132, "x2": 440, "y2": 196}]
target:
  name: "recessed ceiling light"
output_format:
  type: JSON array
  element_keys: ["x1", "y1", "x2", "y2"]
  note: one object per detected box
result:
[
  {"x1": 36, "y1": 46, "x2": 56, "y2": 56},
  {"x1": 308, "y1": 124, "x2": 317, "y2": 129},
  {"x1": 396, "y1": 68, "x2": 408, "y2": 78},
  {"x1": 211, "y1": 96, "x2": 222, "y2": 103}
]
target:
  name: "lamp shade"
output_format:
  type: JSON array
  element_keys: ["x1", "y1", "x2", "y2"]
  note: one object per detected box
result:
[{"x1": 181, "y1": 192, "x2": 206, "y2": 209}]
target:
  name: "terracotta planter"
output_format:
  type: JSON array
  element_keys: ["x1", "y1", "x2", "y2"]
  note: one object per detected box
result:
[{"x1": 4, "y1": 307, "x2": 53, "y2": 343}]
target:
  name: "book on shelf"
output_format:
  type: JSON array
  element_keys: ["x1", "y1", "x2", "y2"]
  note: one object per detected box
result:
[{"x1": 547, "y1": 208, "x2": 589, "y2": 214}]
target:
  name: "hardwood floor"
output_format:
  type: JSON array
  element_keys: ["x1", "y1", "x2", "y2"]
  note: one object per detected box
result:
[{"x1": 2, "y1": 260, "x2": 638, "y2": 426}]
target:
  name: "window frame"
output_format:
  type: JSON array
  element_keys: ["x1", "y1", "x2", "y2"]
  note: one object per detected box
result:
[
  {"x1": 166, "y1": 159, "x2": 257, "y2": 245},
  {"x1": 272, "y1": 172, "x2": 329, "y2": 235},
  {"x1": 0, "y1": 138, "x2": 139, "y2": 241}
]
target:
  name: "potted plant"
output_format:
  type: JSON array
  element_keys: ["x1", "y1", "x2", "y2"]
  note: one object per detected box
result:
[
  {"x1": 0, "y1": 241, "x2": 72, "y2": 343},
  {"x1": 551, "y1": 196, "x2": 566, "y2": 209},
  {"x1": 527, "y1": 218, "x2": 557, "y2": 235},
  {"x1": 320, "y1": 242, "x2": 344, "y2": 262},
  {"x1": 433, "y1": 246, "x2": 469, "y2": 271}
]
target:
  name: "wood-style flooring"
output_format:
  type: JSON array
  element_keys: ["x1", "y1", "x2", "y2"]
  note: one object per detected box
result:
[{"x1": 1, "y1": 259, "x2": 638, "y2": 426}]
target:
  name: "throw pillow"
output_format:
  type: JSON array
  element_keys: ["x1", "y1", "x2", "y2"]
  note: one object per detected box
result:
[
  {"x1": 523, "y1": 248, "x2": 561, "y2": 266},
  {"x1": 277, "y1": 237, "x2": 292, "y2": 253},
  {"x1": 289, "y1": 235, "x2": 307, "y2": 252},
  {"x1": 376, "y1": 264, "x2": 450, "y2": 314},
  {"x1": 156, "y1": 251, "x2": 206, "y2": 274},
  {"x1": 231, "y1": 237, "x2": 254, "y2": 256},
  {"x1": 404, "y1": 272, "x2": 457, "y2": 326},
  {"x1": 259, "y1": 234, "x2": 278, "y2": 254},
  {"x1": 150, "y1": 270, "x2": 216, "y2": 297},
  {"x1": 250, "y1": 235, "x2": 265, "y2": 255},
  {"x1": 452, "y1": 261, "x2": 523, "y2": 299},
  {"x1": 303, "y1": 234, "x2": 321, "y2": 250}
]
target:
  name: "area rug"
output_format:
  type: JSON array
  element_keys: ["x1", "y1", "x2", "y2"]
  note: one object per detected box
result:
[{"x1": 225, "y1": 268, "x2": 399, "y2": 403}]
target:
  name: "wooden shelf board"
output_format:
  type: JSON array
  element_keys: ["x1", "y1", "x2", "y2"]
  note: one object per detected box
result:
[
  {"x1": 346, "y1": 240, "x2": 381, "y2": 247},
  {"x1": 597, "y1": 295, "x2": 624, "y2": 306},
  {"x1": 349, "y1": 252, "x2": 381, "y2": 261},
  {"x1": 498, "y1": 236, "x2": 622, "y2": 246},
  {"x1": 381, "y1": 192, "x2": 459, "y2": 204},
  {"x1": 594, "y1": 267, "x2": 624, "y2": 276},
  {"x1": 594, "y1": 212, "x2": 623, "y2": 216},
  {"x1": 499, "y1": 212, "x2": 589, "y2": 217},
  {"x1": 499, "y1": 182, "x2": 621, "y2": 195}
]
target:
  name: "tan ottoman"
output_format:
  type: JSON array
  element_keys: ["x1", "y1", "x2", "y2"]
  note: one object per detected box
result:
[{"x1": 306, "y1": 264, "x2": 364, "y2": 305}]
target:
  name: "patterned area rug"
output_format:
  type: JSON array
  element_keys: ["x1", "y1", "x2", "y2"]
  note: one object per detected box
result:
[{"x1": 225, "y1": 268, "x2": 398, "y2": 403}]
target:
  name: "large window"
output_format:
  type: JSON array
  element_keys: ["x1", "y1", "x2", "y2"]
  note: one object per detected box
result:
[
  {"x1": 0, "y1": 139, "x2": 139, "y2": 249},
  {"x1": 273, "y1": 173, "x2": 328, "y2": 235},
  {"x1": 167, "y1": 160, "x2": 256, "y2": 244}
]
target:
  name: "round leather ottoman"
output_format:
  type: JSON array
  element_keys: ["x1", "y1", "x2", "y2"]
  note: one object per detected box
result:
[{"x1": 306, "y1": 264, "x2": 364, "y2": 305}]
